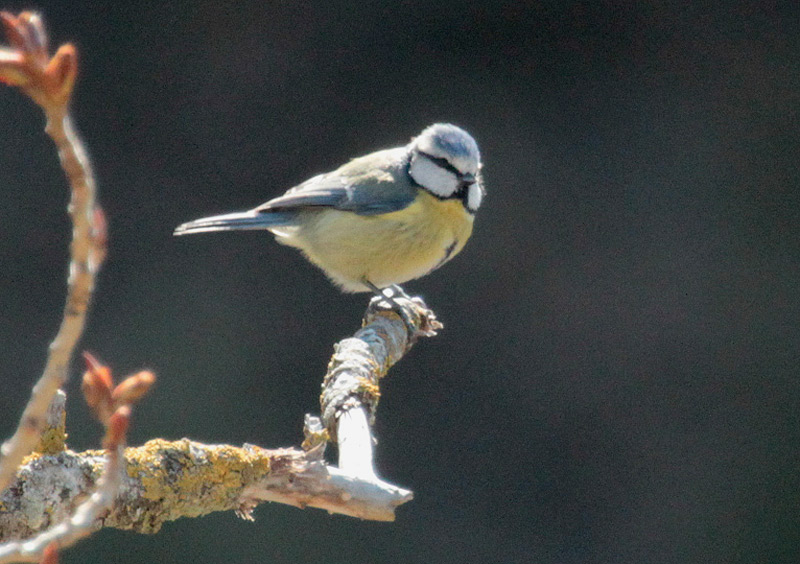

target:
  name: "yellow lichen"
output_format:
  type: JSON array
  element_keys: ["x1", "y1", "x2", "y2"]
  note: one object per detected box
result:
[
  {"x1": 34, "y1": 427, "x2": 68, "y2": 455},
  {"x1": 120, "y1": 439, "x2": 273, "y2": 524},
  {"x1": 355, "y1": 377, "x2": 381, "y2": 401},
  {"x1": 301, "y1": 427, "x2": 330, "y2": 451},
  {"x1": 33, "y1": 407, "x2": 67, "y2": 454}
]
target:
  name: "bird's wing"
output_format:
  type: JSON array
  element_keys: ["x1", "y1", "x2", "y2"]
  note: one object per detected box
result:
[{"x1": 255, "y1": 149, "x2": 417, "y2": 216}]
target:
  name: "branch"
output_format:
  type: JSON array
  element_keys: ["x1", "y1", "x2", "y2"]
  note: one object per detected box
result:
[
  {"x1": 321, "y1": 294, "x2": 442, "y2": 478},
  {"x1": 0, "y1": 442, "x2": 125, "y2": 563},
  {"x1": 0, "y1": 11, "x2": 106, "y2": 494},
  {"x1": 0, "y1": 358, "x2": 154, "y2": 562},
  {"x1": 0, "y1": 299, "x2": 442, "y2": 541},
  {"x1": 243, "y1": 295, "x2": 440, "y2": 514},
  {"x1": 0, "y1": 438, "x2": 411, "y2": 541}
]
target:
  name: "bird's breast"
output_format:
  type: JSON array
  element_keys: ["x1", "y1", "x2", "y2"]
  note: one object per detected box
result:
[{"x1": 289, "y1": 191, "x2": 474, "y2": 292}]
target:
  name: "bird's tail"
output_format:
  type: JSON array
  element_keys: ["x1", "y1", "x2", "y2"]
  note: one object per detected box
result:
[{"x1": 173, "y1": 210, "x2": 295, "y2": 236}]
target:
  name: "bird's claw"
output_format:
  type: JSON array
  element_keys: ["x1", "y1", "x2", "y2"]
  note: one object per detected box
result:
[{"x1": 365, "y1": 284, "x2": 442, "y2": 341}]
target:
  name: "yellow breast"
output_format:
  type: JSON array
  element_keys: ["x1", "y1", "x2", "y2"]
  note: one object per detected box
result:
[{"x1": 283, "y1": 191, "x2": 474, "y2": 292}]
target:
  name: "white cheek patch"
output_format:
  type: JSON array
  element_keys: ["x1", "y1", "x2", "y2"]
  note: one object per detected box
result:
[
  {"x1": 467, "y1": 184, "x2": 483, "y2": 211},
  {"x1": 409, "y1": 155, "x2": 460, "y2": 198}
]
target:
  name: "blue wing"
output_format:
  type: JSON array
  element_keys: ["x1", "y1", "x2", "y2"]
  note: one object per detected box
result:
[{"x1": 174, "y1": 148, "x2": 416, "y2": 236}]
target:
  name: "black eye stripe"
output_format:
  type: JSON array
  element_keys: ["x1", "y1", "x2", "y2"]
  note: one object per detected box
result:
[{"x1": 418, "y1": 151, "x2": 463, "y2": 178}]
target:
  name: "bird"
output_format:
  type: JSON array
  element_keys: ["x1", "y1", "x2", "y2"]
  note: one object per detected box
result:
[{"x1": 174, "y1": 123, "x2": 484, "y2": 299}]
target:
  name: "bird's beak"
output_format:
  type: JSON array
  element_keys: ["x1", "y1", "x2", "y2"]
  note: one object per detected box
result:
[{"x1": 460, "y1": 172, "x2": 476, "y2": 185}]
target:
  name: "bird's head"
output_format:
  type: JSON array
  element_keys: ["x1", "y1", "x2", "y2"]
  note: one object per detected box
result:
[{"x1": 408, "y1": 123, "x2": 484, "y2": 213}]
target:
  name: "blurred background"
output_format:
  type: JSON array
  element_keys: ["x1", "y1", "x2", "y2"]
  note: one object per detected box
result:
[{"x1": 1, "y1": 1, "x2": 798, "y2": 563}]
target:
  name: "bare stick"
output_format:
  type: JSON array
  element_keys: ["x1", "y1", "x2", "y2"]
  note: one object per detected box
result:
[
  {"x1": 0, "y1": 12, "x2": 106, "y2": 492},
  {"x1": 337, "y1": 409, "x2": 376, "y2": 478}
]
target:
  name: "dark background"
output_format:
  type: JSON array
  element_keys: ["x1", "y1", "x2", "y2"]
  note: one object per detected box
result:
[{"x1": 1, "y1": 1, "x2": 798, "y2": 563}]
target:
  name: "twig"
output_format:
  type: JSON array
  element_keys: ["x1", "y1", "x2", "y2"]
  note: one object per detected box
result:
[
  {"x1": 0, "y1": 12, "x2": 106, "y2": 493},
  {"x1": 0, "y1": 354, "x2": 154, "y2": 562},
  {"x1": 321, "y1": 295, "x2": 442, "y2": 476},
  {"x1": 244, "y1": 297, "x2": 441, "y2": 518}
]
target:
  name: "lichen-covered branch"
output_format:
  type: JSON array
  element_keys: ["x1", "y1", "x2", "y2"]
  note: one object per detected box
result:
[
  {"x1": 321, "y1": 294, "x2": 442, "y2": 437},
  {"x1": 320, "y1": 294, "x2": 441, "y2": 478},
  {"x1": 0, "y1": 299, "x2": 441, "y2": 542},
  {"x1": 0, "y1": 443, "x2": 125, "y2": 563},
  {"x1": 0, "y1": 438, "x2": 412, "y2": 542},
  {"x1": 0, "y1": 11, "x2": 106, "y2": 494}
]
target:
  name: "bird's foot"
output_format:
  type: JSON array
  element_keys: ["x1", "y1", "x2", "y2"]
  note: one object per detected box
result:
[{"x1": 363, "y1": 281, "x2": 442, "y2": 341}]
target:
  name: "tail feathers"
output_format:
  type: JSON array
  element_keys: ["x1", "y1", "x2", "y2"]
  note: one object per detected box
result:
[{"x1": 174, "y1": 210, "x2": 295, "y2": 236}]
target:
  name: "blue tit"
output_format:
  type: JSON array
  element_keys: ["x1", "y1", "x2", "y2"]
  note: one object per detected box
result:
[{"x1": 174, "y1": 123, "x2": 484, "y2": 294}]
